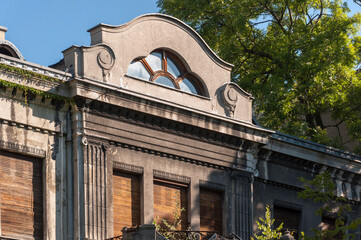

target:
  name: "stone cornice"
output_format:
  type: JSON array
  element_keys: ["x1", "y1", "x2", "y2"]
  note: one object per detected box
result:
[
  {"x1": 272, "y1": 132, "x2": 361, "y2": 162},
  {"x1": 0, "y1": 118, "x2": 59, "y2": 135},
  {"x1": 0, "y1": 140, "x2": 46, "y2": 158},
  {"x1": 264, "y1": 151, "x2": 361, "y2": 185},
  {"x1": 70, "y1": 77, "x2": 272, "y2": 145},
  {"x1": 255, "y1": 177, "x2": 361, "y2": 205},
  {"x1": 113, "y1": 162, "x2": 143, "y2": 174},
  {"x1": 0, "y1": 55, "x2": 72, "y2": 81},
  {"x1": 153, "y1": 170, "x2": 191, "y2": 184},
  {"x1": 264, "y1": 133, "x2": 361, "y2": 175},
  {"x1": 0, "y1": 55, "x2": 71, "y2": 98},
  {"x1": 84, "y1": 103, "x2": 244, "y2": 149}
]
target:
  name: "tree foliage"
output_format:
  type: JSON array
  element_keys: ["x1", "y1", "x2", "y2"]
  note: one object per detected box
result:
[
  {"x1": 153, "y1": 201, "x2": 186, "y2": 239},
  {"x1": 251, "y1": 205, "x2": 283, "y2": 240},
  {"x1": 299, "y1": 172, "x2": 361, "y2": 239},
  {"x1": 157, "y1": 0, "x2": 361, "y2": 153}
]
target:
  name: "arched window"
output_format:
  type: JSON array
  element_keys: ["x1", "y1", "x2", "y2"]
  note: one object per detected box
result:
[{"x1": 126, "y1": 50, "x2": 205, "y2": 96}]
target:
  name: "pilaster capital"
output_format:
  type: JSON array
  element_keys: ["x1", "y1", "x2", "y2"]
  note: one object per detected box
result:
[{"x1": 231, "y1": 170, "x2": 253, "y2": 183}]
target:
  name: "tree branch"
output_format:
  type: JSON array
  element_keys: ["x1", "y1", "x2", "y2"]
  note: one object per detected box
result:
[
  {"x1": 235, "y1": 35, "x2": 274, "y2": 61},
  {"x1": 287, "y1": 4, "x2": 294, "y2": 30},
  {"x1": 251, "y1": 20, "x2": 273, "y2": 26},
  {"x1": 311, "y1": 0, "x2": 324, "y2": 31},
  {"x1": 264, "y1": 2, "x2": 288, "y2": 34},
  {"x1": 353, "y1": 0, "x2": 361, "y2": 6}
]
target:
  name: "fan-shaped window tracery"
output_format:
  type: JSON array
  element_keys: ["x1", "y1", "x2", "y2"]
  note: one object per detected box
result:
[{"x1": 126, "y1": 50, "x2": 204, "y2": 96}]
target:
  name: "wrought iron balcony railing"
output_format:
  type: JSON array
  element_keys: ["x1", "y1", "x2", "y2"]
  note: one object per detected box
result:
[
  {"x1": 0, "y1": 237, "x2": 21, "y2": 240},
  {"x1": 159, "y1": 230, "x2": 217, "y2": 240},
  {"x1": 158, "y1": 230, "x2": 242, "y2": 240},
  {"x1": 106, "y1": 235, "x2": 123, "y2": 240},
  {"x1": 106, "y1": 227, "x2": 243, "y2": 240}
]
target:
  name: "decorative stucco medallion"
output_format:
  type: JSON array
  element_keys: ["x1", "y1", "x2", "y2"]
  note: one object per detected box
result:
[
  {"x1": 222, "y1": 83, "x2": 238, "y2": 118},
  {"x1": 227, "y1": 87, "x2": 238, "y2": 103},
  {"x1": 97, "y1": 47, "x2": 115, "y2": 82},
  {"x1": 97, "y1": 50, "x2": 114, "y2": 70},
  {"x1": 81, "y1": 136, "x2": 88, "y2": 146}
]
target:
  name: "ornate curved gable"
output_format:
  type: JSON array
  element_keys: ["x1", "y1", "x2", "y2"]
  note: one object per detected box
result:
[
  {"x1": 61, "y1": 14, "x2": 253, "y2": 123},
  {"x1": 0, "y1": 26, "x2": 24, "y2": 60}
]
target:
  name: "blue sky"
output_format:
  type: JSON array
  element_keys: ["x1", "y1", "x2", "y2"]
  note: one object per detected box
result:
[
  {"x1": 0, "y1": 0, "x2": 360, "y2": 67},
  {"x1": 0, "y1": 0, "x2": 159, "y2": 66}
]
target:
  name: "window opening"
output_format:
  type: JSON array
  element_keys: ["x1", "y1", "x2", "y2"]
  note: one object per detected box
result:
[
  {"x1": 0, "y1": 150, "x2": 43, "y2": 239},
  {"x1": 153, "y1": 180, "x2": 188, "y2": 231},
  {"x1": 127, "y1": 61, "x2": 150, "y2": 81},
  {"x1": 126, "y1": 50, "x2": 204, "y2": 96},
  {"x1": 113, "y1": 171, "x2": 141, "y2": 236},
  {"x1": 321, "y1": 216, "x2": 344, "y2": 239},
  {"x1": 274, "y1": 206, "x2": 301, "y2": 240},
  {"x1": 200, "y1": 188, "x2": 223, "y2": 235},
  {"x1": 155, "y1": 75, "x2": 175, "y2": 88}
]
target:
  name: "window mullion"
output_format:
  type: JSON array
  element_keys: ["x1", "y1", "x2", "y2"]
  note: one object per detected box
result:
[
  {"x1": 163, "y1": 50, "x2": 167, "y2": 72},
  {"x1": 141, "y1": 59, "x2": 154, "y2": 76},
  {"x1": 177, "y1": 73, "x2": 188, "y2": 83}
]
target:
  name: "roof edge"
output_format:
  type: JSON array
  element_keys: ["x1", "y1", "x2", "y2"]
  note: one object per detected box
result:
[
  {"x1": 0, "y1": 40, "x2": 25, "y2": 60},
  {"x1": 87, "y1": 13, "x2": 234, "y2": 70}
]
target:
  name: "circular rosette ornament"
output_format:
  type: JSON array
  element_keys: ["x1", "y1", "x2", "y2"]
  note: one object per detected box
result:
[
  {"x1": 96, "y1": 47, "x2": 115, "y2": 82},
  {"x1": 222, "y1": 83, "x2": 239, "y2": 118},
  {"x1": 97, "y1": 49, "x2": 114, "y2": 70}
]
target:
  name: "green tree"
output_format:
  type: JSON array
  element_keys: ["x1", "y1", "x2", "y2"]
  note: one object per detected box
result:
[
  {"x1": 157, "y1": 0, "x2": 361, "y2": 153},
  {"x1": 153, "y1": 202, "x2": 186, "y2": 239},
  {"x1": 251, "y1": 205, "x2": 283, "y2": 240},
  {"x1": 298, "y1": 172, "x2": 361, "y2": 239}
]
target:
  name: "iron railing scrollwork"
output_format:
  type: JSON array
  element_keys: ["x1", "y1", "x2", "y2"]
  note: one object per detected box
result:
[
  {"x1": 0, "y1": 237, "x2": 22, "y2": 240},
  {"x1": 105, "y1": 230, "x2": 243, "y2": 240},
  {"x1": 158, "y1": 230, "x2": 215, "y2": 240},
  {"x1": 158, "y1": 230, "x2": 239, "y2": 240},
  {"x1": 105, "y1": 234, "x2": 123, "y2": 240}
]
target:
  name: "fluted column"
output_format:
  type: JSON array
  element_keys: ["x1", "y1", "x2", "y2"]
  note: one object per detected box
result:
[
  {"x1": 83, "y1": 140, "x2": 107, "y2": 239},
  {"x1": 233, "y1": 172, "x2": 253, "y2": 240}
]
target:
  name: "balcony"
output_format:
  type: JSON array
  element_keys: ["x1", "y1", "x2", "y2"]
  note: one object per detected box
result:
[{"x1": 106, "y1": 225, "x2": 242, "y2": 240}]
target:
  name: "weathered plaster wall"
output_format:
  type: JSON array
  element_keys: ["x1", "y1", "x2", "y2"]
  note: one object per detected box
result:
[
  {"x1": 63, "y1": 14, "x2": 253, "y2": 123},
  {"x1": 0, "y1": 83, "x2": 70, "y2": 240}
]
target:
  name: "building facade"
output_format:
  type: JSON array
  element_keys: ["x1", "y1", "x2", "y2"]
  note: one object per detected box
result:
[{"x1": 0, "y1": 14, "x2": 360, "y2": 240}]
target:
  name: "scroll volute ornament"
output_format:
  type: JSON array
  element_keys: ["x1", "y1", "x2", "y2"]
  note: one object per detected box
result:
[
  {"x1": 97, "y1": 47, "x2": 115, "y2": 82},
  {"x1": 222, "y1": 82, "x2": 253, "y2": 118},
  {"x1": 222, "y1": 83, "x2": 238, "y2": 118}
]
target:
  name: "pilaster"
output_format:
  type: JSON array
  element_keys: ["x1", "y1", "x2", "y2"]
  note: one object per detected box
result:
[
  {"x1": 232, "y1": 172, "x2": 253, "y2": 240},
  {"x1": 83, "y1": 138, "x2": 108, "y2": 239}
]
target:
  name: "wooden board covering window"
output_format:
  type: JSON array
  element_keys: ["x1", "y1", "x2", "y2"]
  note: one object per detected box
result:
[
  {"x1": 274, "y1": 206, "x2": 300, "y2": 240},
  {"x1": 321, "y1": 216, "x2": 343, "y2": 240},
  {"x1": 153, "y1": 181, "x2": 188, "y2": 230},
  {"x1": 200, "y1": 188, "x2": 223, "y2": 234},
  {"x1": 0, "y1": 150, "x2": 43, "y2": 239},
  {"x1": 113, "y1": 171, "x2": 141, "y2": 236}
]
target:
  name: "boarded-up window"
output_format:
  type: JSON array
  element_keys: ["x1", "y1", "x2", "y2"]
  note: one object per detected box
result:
[
  {"x1": 113, "y1": 171, "x2": 141, "y2": 236},
  {"x1": 274, "y1": 206, "x2": 301, "y2": 240},
  {"x1": 0, "y1": 150, "x2": 43, "y2": 239},
  {"x1": 200, "y1": 188, "x2": 223, "y2": 234},
  {"x1": 153, "y1": 180, "x2": 188, "y2": 230},
  {"x1": 321, "y1": 216, "x2": 343, "y2": 240}
]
